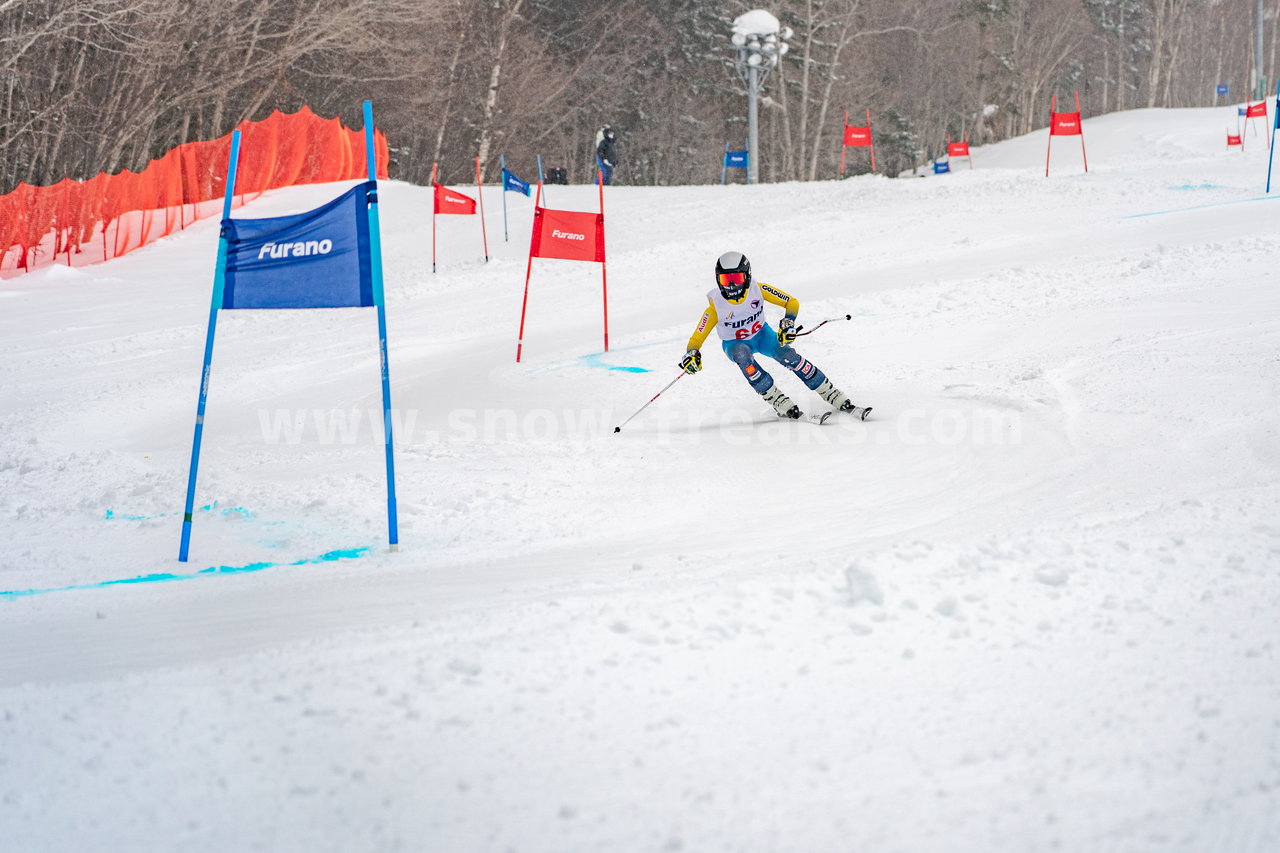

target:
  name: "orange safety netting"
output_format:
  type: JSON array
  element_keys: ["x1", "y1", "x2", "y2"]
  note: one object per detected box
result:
[{"x1": 0, "y1": 105, "x2": 389, "y2": 277}]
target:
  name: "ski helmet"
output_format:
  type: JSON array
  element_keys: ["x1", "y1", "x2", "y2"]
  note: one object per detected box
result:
[{"x1": 715, "y1": 250, "x2": 751, "y2": 301}]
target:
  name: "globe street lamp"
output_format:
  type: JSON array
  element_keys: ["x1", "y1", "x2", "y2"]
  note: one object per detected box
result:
[{"x1": 731, "y1": 10, "x2": 791, "y2": 184}]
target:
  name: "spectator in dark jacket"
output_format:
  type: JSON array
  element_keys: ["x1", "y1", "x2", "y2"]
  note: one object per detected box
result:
[{"x1": 595, "y1": 126, "x2": 618, "y2": 185}]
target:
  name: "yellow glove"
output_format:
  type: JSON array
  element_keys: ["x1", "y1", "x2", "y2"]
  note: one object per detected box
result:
[
  {"x1": 679, "y1": 349, "x2": 702, "y2": 374},
  {"x1": 777, "y1": 317, "x2": 798, "y2": 347}
]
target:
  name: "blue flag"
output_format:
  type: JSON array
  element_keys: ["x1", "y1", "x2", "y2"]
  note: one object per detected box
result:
[
  {"x1": 221, "y1": 182, "x2": 374, "y2": 310},
  {"x1": 502, "y1": 168, "x2": 531, "y2": 196},
  {"x1": 933, "y1": 161, "x2": 951, "y2": 174},
  {"x1": 1217, "y1": 84, "x2": 1229, "y2": 96},
  {"x1": 724, "y1": 150, "x2": 749, "y2": 168},
  {"x1": 1239, "y1": 106, "x2": 1248, "y2": 116}
]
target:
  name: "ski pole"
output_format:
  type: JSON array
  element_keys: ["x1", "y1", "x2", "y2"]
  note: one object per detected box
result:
[
  {"x1": 794, "y1": 313, "x2": 853, "y2": 337},
  {"x1": 614, "y1": 371, "x2": 686, "y2": 433}
]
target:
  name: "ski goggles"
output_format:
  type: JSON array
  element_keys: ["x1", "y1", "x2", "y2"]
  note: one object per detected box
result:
[{"x1": 717, "y1": 271, "x2": 747, "y2": 286}]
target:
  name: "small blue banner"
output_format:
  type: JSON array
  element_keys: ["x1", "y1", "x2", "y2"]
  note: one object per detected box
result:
[
  {"x1": 503, "y1": 168, "x2": 531, "y2": 196},
  {"x1": 933, "y1": 161, "x2": 951, "y2": 174},
  {"x1": 1239, "y1": 106, "x2": 1248, "y2": 116},
  {"x1": 222, "y1": 182, "x2": 374, "y2": 310},
  {"x1": 724, "y1": 150, "x2": 749, "y2": 168},
  {"x1": 1217, "y1": 84, "x2": 1229, "y2": 96}
]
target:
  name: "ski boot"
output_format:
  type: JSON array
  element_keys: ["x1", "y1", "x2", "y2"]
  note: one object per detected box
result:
[
  {"x1": 815, "y1": 378, "x2": 871, "y2": 420},
  {"x1": 762, "y1": 385, "x2": 802, "y2": 419}
]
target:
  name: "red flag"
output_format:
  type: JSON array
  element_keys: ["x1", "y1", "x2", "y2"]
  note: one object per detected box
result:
[
  {"x1": 529, "y1": 207, "x2": 604, "y2": 263},
  {"x1": 434, "y1": 182, "x2": 476, "y2": 214},
  {"x1": 1227, "y1": 133, "x2": 1243, "y2": 146},
  {"x1": 947, "y1": 140, "x2": 970, "y2": 157},
  {"x1": 843, "y1": 125, "x2": 873, "y2": 147},
  {"x1": 1246, "y1": 101, "x2": 1268, "y2": 118},
  {"x1": 1050, "y1": 112, "x2": 1082, "y2": 136},
  {"x1": 517, "y1": 179, "x2": 609, "y2": 363}
]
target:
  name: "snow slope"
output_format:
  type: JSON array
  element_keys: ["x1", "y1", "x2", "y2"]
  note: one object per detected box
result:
[{"x1": 2, "y1": 106, "x2": 1279, "y2": 852}]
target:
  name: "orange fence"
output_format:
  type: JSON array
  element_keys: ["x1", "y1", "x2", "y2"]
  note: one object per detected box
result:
[{"x1": 0, "y1": 105, "x2": 389, "y2": 278}]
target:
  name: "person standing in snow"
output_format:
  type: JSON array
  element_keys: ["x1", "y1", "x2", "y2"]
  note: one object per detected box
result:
[
  {"x1": 679, "y1": 251, "x2": 871, "y2": 421},
  {"x1": 595, "y1": 126, "x2": 618, "y2": 185}
]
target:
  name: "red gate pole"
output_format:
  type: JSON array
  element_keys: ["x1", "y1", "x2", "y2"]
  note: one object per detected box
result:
[
  {"x1": 598, "y1": 170, "x2": 609, "y2": 353},
  {"x1": 867, "y1": 108, "x2": 877, "y2": 172},
  {"x1": 430, "y1": 161, "x2": 438, "y2": 273},
  {"x1": 515, "y1": 181, "x2": 543, "y2": 363},
  {"x1": 475, "y1": 155, "x2": 490, "y2": 262},
  {"x1": 839, "y1": 109, "x2": 848, "y2": 176},
  {"x1": 1045, "y1": 95, "x2": 1056, "y2": 177},
  {"x1": 1076, "y1": 91, "x2": 1089, "y2": 173}
]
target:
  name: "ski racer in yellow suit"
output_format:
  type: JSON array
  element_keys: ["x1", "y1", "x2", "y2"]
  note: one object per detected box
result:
[{"x1": 679, "y1": 251, "x2": 871, "y2": 421}]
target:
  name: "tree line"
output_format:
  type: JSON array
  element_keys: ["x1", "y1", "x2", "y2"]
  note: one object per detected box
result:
[{"x1": 1, "y1": 0, "x2": 1275, "y2": 195}]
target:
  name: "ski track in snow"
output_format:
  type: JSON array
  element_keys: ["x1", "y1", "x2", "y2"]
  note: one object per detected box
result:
[{"x1": 2, "y1": 106, "x2": 1279, "y2": 852}]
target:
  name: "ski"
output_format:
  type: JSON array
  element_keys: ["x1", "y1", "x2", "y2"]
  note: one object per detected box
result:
[
  {"x1": 774, "y1": 410, "x2": 832, "y2": 424},
  {"x1": 785, "y1": 406, "x2": 872, "y2": 425}
]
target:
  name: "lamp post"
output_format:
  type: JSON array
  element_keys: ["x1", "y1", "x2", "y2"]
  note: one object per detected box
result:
[{"x1": 731, "y1": 10, "x2": 791, "y2": 184}]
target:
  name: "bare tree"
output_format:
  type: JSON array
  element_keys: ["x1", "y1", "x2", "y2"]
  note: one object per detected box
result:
[
  {"x1": 1144, "y1": 0, "x2": 1196, "y2": 107},
  {"x1": 1, "y1": 0, "x2": 1274, "y2": 195}
]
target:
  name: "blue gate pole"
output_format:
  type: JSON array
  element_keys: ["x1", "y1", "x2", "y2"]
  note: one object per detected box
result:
[
  {"x1": 363, "y1": 101, "x2": 400, "y2": 552},
  {"x1": 722, "y1": 142, "x2": 728, "y2": 185},
  {"x1": 178, "y1": 130, "x2": 241, "y2": 561},
  {"x1": 1268, "y1": 81, "x2": 1280, "y2": 193},
  {"x1": 536, "y1": 154, "x2": 548, "y2": 205},
  {"x1": 501, "y1": 153, "x2": 510, "y2": 242}
]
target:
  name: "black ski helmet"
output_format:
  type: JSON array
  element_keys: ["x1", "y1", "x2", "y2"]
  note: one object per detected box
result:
[{"x1": 715, "y1": 250, "x2": 751, "y2": 301}]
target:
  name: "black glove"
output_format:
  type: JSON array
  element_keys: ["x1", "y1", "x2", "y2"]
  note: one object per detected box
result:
[
  {"x1": 679, "y1": 348, "x2": 702, "y2": 374},
  {"x1": 777, "y1": 317, "x2": 798, "y2": 347}
]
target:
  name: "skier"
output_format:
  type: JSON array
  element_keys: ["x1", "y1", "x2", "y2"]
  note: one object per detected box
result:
[
  {"x1": 595, "y1": 126, "x2": 618, "y2": 185},
  {"x1": 679, "y1": 251, "x2": 871, "y2": 421}
]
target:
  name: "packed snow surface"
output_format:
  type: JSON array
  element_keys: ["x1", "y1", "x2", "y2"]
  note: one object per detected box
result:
[{"x1": 2, "y1": 107, "x2": 1279, "y2": 852}]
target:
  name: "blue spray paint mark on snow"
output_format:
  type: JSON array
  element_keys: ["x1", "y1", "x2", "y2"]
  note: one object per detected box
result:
[
  {"x1": 1123, "y1": 192, "x2": 1280, "y2": 219},
  {"x1": 579, "y1": 351, "x2": 651, "y2": 373},
  {"x1": 104, "y1": 502, "x2": 255, "y2": 522},
  {"x1": 576, "y1": 338, "x2": 684, "y2": 373},
  {"x1": 524, "y1": 338, "x2": 679, "y2": 376},
  {"x1": 0, "y1": 547, "x2": 370, "y2": 600}
]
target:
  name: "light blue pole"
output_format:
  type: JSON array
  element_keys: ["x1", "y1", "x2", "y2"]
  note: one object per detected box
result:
[
  {"x1": 722, "y1": 142, "x2": 728, "y2": 185},
  {"x1": 536, "y1": 154, "x2": 547, "y2": 204},
  {"x1": 501, "y1": 153, "x2": 510, "y2": 242},
  {"x1": 1268, "y1": 80, "x2": 1280, "y2": 193},
  {"x1": 364, "y1": 100, "x2": 400, "y2": 552},
  {"x1": 179, "y1": 130, "x2": 241, "y2": 561}
]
